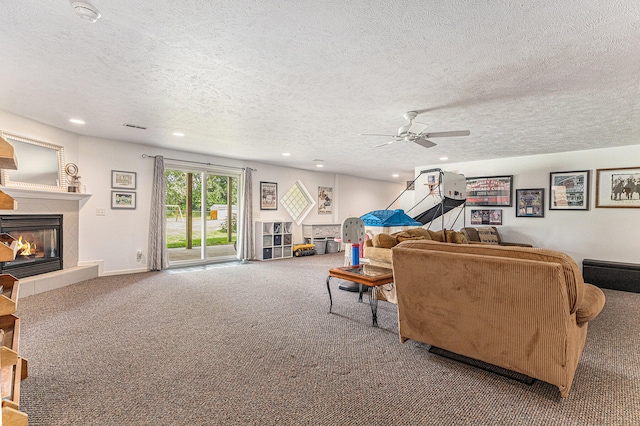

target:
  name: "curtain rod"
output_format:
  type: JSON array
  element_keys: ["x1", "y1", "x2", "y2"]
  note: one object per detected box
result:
[{"x1": 142, "y1": 154, "x2": 257, "y2": 171}]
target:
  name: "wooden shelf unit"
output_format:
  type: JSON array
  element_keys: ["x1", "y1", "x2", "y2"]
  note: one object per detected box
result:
[
  {"x1": 0, "y1": 277, "x2": 28, "y2": 425},
  {"x1": 0, "y1": 191, "x2": 17, "y2": 211},
  {"x1": 0, "y1": 275, "x2": 19, "y2": 317},
  {"x1": 0, "y1": 234, "x2": 18, "y2": 263},
  {"x1": 0, "y1": 137, "x2": 18, "y2": 171},
  {"x1": 255, "y1": 221, "x2": 293, "y2": 260}
]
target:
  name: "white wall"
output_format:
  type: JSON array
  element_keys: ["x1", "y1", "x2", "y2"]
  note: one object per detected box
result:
[
  {"x1": 415, "y1": 145, "x2": 640, "y2": 266},
  {"x1": 1, "y1": 110, "x2": 402, "y2": 274},
  {"x1": 248, "y1": 162, "x2": 403, "y2": 244}
]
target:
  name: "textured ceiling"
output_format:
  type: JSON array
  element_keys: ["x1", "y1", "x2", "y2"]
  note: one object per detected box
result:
[{"x1": 1, "y1": 1, "x2": 640, "y2": 182}]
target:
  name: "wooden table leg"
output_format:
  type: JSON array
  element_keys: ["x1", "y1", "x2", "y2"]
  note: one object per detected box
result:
[
  {"x1": 369, "y1": 286, "x2": 379, "y2": 327},
  {"x1": 326, "y1": 275, "x2": 333, "y2": 313}
]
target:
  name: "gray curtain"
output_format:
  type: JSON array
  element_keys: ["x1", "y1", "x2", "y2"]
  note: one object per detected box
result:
[
  {"x1": 149, "y1": 156, "x2": 168, "y2": 270},
  {"x1": 238, "y1": 168, "x2": 254, "y2": 262}
]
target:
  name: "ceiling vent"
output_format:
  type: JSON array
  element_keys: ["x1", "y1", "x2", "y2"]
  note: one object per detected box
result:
[
  {"x1": 71, "y1": 2, "x2": 101, "y2": 23},
  {"x1": 122, "y1": 123, "x2": 147, "y2": 130}
]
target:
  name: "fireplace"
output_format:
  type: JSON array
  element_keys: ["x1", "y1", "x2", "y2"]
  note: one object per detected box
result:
[{"x1": 0, "y1": 215, "x2": 63, "y2": 278}]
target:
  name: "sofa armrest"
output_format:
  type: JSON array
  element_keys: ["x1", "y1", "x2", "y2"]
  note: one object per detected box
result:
[
  {"x1": 575, "y1": 283, "x2": 606, "y2": 324},
  {"x1": 363, "y1": 246, "x2": 393, "y2": 267}
]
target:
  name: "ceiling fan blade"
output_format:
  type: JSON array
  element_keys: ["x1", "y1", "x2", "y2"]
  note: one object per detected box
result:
[
  {"x1": 374, "y1": 140, "x2": 395, "y2": 148},
  {"x1": 408, "y1": 121, "x2": 428, "y2": 134},
  {"x1": 423, "y1": 130, "x2": 470, "y2": 138},
  {"x1": 359, "y1": 133, "x2": 397, "y2": 137},
  {"x1": 414, "y1": 138, "x2": 437, "y2": 149}
]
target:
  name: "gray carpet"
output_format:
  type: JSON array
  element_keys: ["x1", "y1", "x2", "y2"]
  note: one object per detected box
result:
[{"x1": 15, "y1": 253, "x2": 640, "y2": 425}]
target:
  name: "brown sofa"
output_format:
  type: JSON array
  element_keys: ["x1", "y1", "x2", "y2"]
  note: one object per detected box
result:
[
  {"x1": 363, "y1": 227, "x2": 467, "y2": 269},
  {"x1": 363, "y1": 228, "x2": 468, "y2": 303},
  {"x1": 391, "y1": 239, "x2": 605, "y2": 398}
]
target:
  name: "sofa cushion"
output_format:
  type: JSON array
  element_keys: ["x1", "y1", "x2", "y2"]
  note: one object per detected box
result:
[
  {"x1": 395, "y1": 232, "x2": 428, "y2": 243},
  {"x1": 445, "y1": 230, "x2": 469, "y2": 244},
  {"x1": 461, "y1": 227, "x2": 480, "y2": 242},
  {"x1": 372, "y1": 233, "x2": 398, "y2": 249},
  {"x1": 477, "y1": 227, "x2": 500, "y2": 244},
  {"x1": 427, "y1": 229, "x2": 446, "y2": 242},
  {"x1": 406, "y1": 228, "x2": 432, "y2": 239}
]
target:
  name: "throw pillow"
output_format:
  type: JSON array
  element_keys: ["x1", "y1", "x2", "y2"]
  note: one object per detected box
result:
[
  {"x1": 445, "y1": 230, "x2": 469, "y2": 244},
  {"x1": 427, "y1": 229, "x2": 446, "y2": 242},
  {"x1": 373, "y1": 233, "x2": 398, "y2": 249},
  {"x1": 477, "y1": 228, "x2": 499, "y2": 244},
  {"x1": 406, "y1": 228, "x2": 432, "y2": 239},
  {"x1": 396, "y1": 233, "x2": 427, "y2": 243}
]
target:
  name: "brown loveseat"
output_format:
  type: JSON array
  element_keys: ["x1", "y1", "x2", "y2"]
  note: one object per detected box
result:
[{"x1": 391, "y1": 239, "x2": 605, "y2": 398}]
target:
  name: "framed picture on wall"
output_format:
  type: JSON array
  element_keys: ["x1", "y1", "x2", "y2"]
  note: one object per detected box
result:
[
  {"x1": 111, "y1": 191, "x2": 136, "y2": 209},
  {"x1": 595, "y1": 166, "x2": 640, "y2": 208},
  {"x1": 549, "y1": 170, "x2": 590, "y2": 210},
  {"x1": 470, "y1": 209, "x2": 502, "y2": 225},
  {"x1": 465, "y1": 175, "x2": 513, "y2": 206},
  {"x1": 318, "y1": 186, "x2": 333, "y2": 214},
  {"x1": 516, "y1": 188, "x2": 545, "y2": 217},
  {"x1": 111, "y1": 170, "x2": 137, "y2": 189},
  {"x1": 260, "y1": 181, "x2": 278, "y2": 210}
]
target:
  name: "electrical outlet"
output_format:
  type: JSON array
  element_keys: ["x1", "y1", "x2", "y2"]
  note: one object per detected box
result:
[
  {"x1": 96, "y1": 208, "x2": 105, "y2": 216},
  {"x1": 136, "y1": 250, "x2": 142, "y2": 261}
]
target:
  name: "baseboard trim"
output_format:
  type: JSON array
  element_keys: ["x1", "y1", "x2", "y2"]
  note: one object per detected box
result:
[{"x1": 101, "y1": 267, "x2": 150, "y2": 277}]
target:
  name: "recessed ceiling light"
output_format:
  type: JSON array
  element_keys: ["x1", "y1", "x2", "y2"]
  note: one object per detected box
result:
[
  {"x1": 172, "y1": 132, "x2": 185, "y2": 137},
  {"x1": 69, "y1": 118, "x2": 85, "y2": 124},
  {"x1": 282, "y1": 152, "x2": 291, "y2": 156},
  {"x1": 71, "y1": 2, "x2": 101, "y2": 23},
  {"x1": 316, "y1": 164, "x2": 324, "y2": 168},
  {"x1": 392, "y1": 174, "x2": 399, "y2": 178},
  {"x1": 439, "y1": 157, "x2": 449, "y2": 161}
]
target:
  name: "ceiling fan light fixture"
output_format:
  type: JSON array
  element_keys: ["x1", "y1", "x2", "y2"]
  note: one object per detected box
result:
[
  {"x1": 71, "y1": 2, "x2": 101, "y2": 23},
  {"x1": 397, "y1": 124, "x2": 411, "y2": 135}
]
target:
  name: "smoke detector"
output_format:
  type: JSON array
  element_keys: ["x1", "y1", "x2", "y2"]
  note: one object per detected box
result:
[{"x1": 71, "y1": 2, "x2": 101, "y2": 23}]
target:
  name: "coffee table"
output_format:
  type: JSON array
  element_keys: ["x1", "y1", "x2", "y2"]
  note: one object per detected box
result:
[{"x1": 326, "y1": 264, "x2": 393, "y2": 326}]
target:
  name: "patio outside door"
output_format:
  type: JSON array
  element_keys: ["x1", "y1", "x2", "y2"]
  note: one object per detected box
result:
[{"x1": 165, "y1": 166, "x2": 238, "y2": 265}]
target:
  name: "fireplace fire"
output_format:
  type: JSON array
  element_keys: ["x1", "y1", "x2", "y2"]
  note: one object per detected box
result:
[
  {"x1": 18, "y1": 235, "x2": 38, "y2": 257},
  {"x1": 0, "y1": 215, "x2": 63, "y2": 278}
]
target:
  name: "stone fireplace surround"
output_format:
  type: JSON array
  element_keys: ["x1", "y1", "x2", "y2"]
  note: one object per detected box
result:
[{"x1": 1, "y1": 188, "x2": 99, "y2": 298}]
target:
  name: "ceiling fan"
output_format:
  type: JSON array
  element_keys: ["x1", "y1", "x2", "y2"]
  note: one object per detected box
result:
[{"x1": 360, "y1": 111, "x2": 470, "y2": 149}]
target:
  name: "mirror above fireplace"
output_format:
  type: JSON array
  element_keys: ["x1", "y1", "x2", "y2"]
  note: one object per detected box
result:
[{"x1": 0, "y1": 131, "x2": 67, "y2": 192}]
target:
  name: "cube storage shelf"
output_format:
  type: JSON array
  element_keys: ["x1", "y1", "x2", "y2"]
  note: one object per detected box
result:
[{"x1": 255, "y1": 221, "x2": 293, "y2": 260}]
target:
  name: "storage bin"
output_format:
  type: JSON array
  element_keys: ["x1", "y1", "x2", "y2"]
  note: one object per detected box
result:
[
  {"x1": 314, "y1": 239, "x2": 327, "y2": 255},
  {"x1": 326, "y1": 238, "x2": 340, "y2": 253}
]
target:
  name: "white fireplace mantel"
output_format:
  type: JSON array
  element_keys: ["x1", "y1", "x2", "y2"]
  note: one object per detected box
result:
[{"x1": 0, "y1": 187, "x2": 91, "y2": 201}]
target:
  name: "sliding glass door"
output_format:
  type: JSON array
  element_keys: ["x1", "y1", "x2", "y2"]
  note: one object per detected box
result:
[{"x1": 165, "y1": 164, "x2": 239, "y2": 265}]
